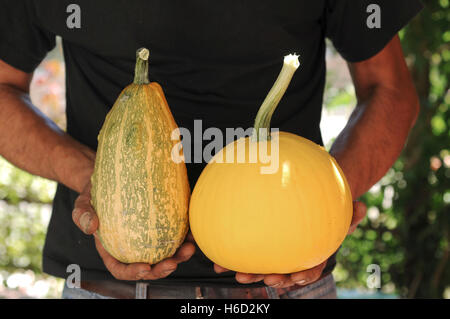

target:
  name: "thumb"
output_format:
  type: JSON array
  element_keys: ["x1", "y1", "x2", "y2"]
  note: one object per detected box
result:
[{"x1": 72, "y1": 183, "x2": 99, "y2": 235}]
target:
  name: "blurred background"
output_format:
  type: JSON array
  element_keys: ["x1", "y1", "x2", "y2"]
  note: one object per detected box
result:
[{"x1": 0, "y1": 1, "x2": 448, "y2": 298}]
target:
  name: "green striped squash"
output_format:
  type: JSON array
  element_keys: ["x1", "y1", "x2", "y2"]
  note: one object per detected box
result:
[{"x1": 91, "y1": 48, "x2": 190, "y2": 264}]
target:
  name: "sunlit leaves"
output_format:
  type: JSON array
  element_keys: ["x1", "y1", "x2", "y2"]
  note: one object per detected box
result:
[{"x1": 336, "y1": 1, "x2": 449, "y2": 298}]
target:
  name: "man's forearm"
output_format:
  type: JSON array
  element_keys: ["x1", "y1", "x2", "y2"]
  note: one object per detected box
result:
[
  {"x1": 0, "y1": 84, "x2": 95, "y2": 193},
  {"x1": 330, "y1": 86, "x2": 419, "y2": 199}
]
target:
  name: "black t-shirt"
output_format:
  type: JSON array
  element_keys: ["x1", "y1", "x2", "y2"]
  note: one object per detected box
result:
[{"x1": 0, "y1": 0, "x2": 422, "y2": 287}]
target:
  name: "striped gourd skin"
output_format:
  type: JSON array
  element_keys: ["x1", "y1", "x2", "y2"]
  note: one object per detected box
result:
[{"x1": 91, "y1": 82, "x2": 190, "y2": 264}]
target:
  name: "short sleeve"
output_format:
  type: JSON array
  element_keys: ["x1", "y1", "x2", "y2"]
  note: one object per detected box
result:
[
  {"x1": 0, "y1": 0, "x2": 56, "y2": 73},
  {"x1": 325, "y1": 0, "x2": 423, "y2": 62}
]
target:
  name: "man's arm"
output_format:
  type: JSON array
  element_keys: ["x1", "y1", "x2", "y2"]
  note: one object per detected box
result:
[
  {"x1": 330, "y1": 35, "x2": 420, "y2": 200},
  {"x1": 0, "y1": 58, "x2": 195, "y2": 280},
  {"x1": 0, "y1": 59, "x2": 95, "y2": 193},
  {"x1": 220, "y1": 35, "x2": 420, "y2": 288}
]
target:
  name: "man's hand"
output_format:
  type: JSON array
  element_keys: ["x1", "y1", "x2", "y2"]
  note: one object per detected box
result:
[
  {"x1": 72, "y1": 180, "x2": 196, "y2": 281},
  {"x1": 214, "y1": 201, "x2": 367, "y2": 288}
]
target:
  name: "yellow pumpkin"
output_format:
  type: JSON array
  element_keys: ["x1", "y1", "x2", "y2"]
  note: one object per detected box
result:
[{"x1": 189, "y1": 54, "x2": 352, "y2": 274}]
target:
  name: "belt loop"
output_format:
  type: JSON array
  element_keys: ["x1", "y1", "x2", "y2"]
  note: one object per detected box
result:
[
  {"x1": 136, "y1": 282, "x2": 149, "y2": 299},
  {"x1": 195, "y1": 286, "x2": 204, "y2": 299},
  {"x1": 265, "y1": 286, "x2": 280, "y2": 299}
]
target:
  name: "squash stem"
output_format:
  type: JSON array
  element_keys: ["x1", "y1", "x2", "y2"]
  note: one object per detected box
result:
[
  {"x1": 133, "y1": 48, "x2": 150, "y2": 85},
  {"x1": 252, "y1": 54, "x2": 300, "y2": 142}
]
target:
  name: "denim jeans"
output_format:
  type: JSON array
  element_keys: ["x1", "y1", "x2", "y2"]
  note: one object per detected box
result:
[{"x1": 62, "y1": 273, "x2": 336, "y2": 299}]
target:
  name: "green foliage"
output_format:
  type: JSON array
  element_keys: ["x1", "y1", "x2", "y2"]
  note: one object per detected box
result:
[
  {"x1": 336, "y1": 0, "x2": 450, "y2": 298},
  {"x1": 324, "y1": 83, "x2": 357, "y2": 110},
  {"x1": 0, "y1": 157, "x2": 56, "y2": 274}
]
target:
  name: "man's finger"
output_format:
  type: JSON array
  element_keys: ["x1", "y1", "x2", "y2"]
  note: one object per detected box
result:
[
  {"x1": 169, "y1": 241, "x2": 196, "y2": 264},
  {"x1": 348, "y1": 201, "x2": 367, "y2": 234},
  {"x1": 72, "y1": 182, "x2": 99, "y2": 235},
  {"x1": 129, "y1": 241, "x2": 195, "y2": 280},
  {"x1": 72, "y1": 206, "x2": 99, "y2": 235},
  {"x1": 235, "y1": 272, "x2": 261, "y2": 284},
  {"x1": 94, "y1": 235, "x2": 151, "y2": 280},
  {"x1": 264, "y1": 274, "x2": 290, "y2": 288},
  {"x1": 289, "y1": 261, "x2": 327, "y2": 286},
  {"x1": 185, "y1": 231, "x2": 195, "y2": 243},
  {"x1": 214, "y1": 264, "x2": 230, "y2": 274},
  {"x1": 279, "y1": 279, "x2": 297, "y2": 288},
  {"x1": 139, "y1": 259, "x2": 178, "y2": 280},
  {"x1": 249, "y1": 274, "x2": 265, "y2": 283}
]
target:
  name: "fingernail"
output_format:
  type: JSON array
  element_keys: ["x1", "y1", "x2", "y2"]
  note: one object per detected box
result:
[
  {"x1": 163, "y1": 268, "x2": 176, "y2": 275},
  {"x1": 270, "y1": 282, "x2": 283, "y2": 288},
  {"x1": 295, "y1": 279, "x2": 307, "y2": 285},
  {"x1": 80, "y1": 212, "x2": 92, "y2": 233},
  {"x1": 253, "y1": 275, "x2": 264, "y2": 283},
  {"x1": 136, "y1": 270, "x2": 151, "y2": 279}
]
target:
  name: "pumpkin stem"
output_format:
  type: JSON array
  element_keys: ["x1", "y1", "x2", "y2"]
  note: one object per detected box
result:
[
  {"x1": 252, "y1": 54, "x2": 300, "y2": 142},
  {"x1": 134, "y1": 48, "x2": 150, "y2": 85}
]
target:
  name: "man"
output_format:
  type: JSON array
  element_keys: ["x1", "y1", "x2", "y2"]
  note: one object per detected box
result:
[{"x1": 0, "y1": 1, "x2": 422, "y2": 299}]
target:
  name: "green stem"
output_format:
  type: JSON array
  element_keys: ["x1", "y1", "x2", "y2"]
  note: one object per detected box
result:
[
  {"x1": 133, "y1": 48, "x2": 150, "y2": 85},
  {"x1": 252, "y1": 54, "x2": 300, "y2": 142}
]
